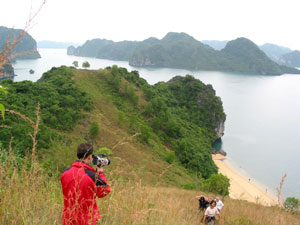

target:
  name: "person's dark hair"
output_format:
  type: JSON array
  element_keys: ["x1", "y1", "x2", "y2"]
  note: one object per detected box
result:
[
  {"x1": 77, "y1": 143, "x2": 94, "y2": 159},
  {"x1": 210, "y1": 200, "x2": 216, "y2": 206}
]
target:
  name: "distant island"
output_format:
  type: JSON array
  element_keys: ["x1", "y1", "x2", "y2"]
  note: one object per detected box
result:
[
  {"x1": 204, "y1": 41, "x2": 300, "y2": 69},
  {"x1": 68, "y1": 32, "x2": 300, "y2": 75},
  {"x1": 278, "y1": 51, "x2": 300, "y2": 68},
  {"x1": 37, "y1": 40, "x2": 81, "y2": 49},
  {"x1": 0, "y1": 26, "x2": 41, "y2": 61}
]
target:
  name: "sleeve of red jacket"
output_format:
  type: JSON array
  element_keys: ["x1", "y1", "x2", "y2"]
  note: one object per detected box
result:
[{"x1": 95, "y1": 172, "x2": 111, "y2": 198}]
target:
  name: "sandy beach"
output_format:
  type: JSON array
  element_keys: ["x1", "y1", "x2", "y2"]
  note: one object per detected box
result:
[{"x1": 212, "y1": 154, "x2": 277, "y2": 206}]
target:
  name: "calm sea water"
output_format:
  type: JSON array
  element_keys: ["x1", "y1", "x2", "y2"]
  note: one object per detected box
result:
[{"x1": 12, "y1": 49, "x2": 300, "y2": 198}]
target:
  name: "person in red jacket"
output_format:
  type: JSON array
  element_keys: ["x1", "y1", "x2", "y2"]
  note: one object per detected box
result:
[{"x1": 61, "y1": 143, "x2": 111, "y2": 225}]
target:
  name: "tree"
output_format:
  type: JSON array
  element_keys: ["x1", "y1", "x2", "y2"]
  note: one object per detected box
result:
[
  {"x1": 139, "y1": 125, "x2": 151, "y2": 143},
  {"x1": 72, "y1": 61, "x2": 79, "y2": 67},
  {"x1": 203, "y1": 174, "x2": 230, "y2": 196},
  {"x1": 89, "y1": 122, "x2": 99, "y2": 138},
  {"x1": 82, "y1": 61, "x2": 90, "y2": 69}
]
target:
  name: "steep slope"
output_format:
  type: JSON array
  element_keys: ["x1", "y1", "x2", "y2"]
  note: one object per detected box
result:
[
  {"x1": 0, "y1": 26, "x2": 40, "y2": 60},
  {"x1": 219, "y1": 38, "x2": 299, "y2": 75},
  {"x1": 0, "y1": 63, "x2": 14, "y2": 80},
  {"x1": 279, "y1": 50, "x2": 300, "y2": 67},
  {"x1": 260, "y1": 43, "x2": 292, "y2": 62},
  {"x1": 0, "y1": 65, "x2": 225, "y2": 182}
]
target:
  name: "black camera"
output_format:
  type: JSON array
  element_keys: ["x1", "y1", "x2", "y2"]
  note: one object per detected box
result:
[{"x1": 92, "y1": 154, "x2": 110, "y2": 167}]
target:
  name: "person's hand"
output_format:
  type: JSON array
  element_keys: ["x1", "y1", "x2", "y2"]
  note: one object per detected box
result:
[{"x1": 96, "y1": 166, "x2": 104, "y2": 172}]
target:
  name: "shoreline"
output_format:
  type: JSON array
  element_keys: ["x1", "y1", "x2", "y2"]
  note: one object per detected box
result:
[{"x1": 212, "y1": 154, "x2": 277, "y2": 206}]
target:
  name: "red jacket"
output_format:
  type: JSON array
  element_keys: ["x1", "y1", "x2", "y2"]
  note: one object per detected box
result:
[{"x1": 61, "y1": 161, "x2": 110, "y2": 225}]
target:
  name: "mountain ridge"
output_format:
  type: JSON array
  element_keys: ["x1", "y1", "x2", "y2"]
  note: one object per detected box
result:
[{"x1": 68, "y1": 32, "x2": 299, "y2": 75}]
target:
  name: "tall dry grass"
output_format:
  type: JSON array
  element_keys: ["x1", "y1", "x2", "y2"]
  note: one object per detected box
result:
[
  {"x1": 0, "y1": 0, "x2": 46, "y2": 77},
  {"x1": 1, "y1": 154, "x2": 300, "y2": 225}
]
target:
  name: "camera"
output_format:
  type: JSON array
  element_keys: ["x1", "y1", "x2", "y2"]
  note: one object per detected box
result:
[{"x1": 92, "y1": 154, "x2": 110, "y2": 167}]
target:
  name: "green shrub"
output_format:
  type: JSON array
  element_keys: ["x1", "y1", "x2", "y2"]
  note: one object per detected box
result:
[
  {"x1": 89, "y1": 122, "x2": 99, "y2": 138},
  {"x1": 183, "y1": 182, "x2": 196, "y2": 190},
  {"x1": 96, "y1": 147, "x2": 113, "y2": 155},
  {"x1": 285, "y1": 197, "x2": 299, "y2": 211},
  {"x1": 82, "y1": 61, "x2": 90, "y2": 69},
  {"x1": 203, "y1": 173, "x2": 230, "y2": 196},
  {"x1": 165, "y1": 150, "x2": 176, "y2": 164},
  {"x1": 139, "y1": 125, "x2": 151, "y2": 143}
]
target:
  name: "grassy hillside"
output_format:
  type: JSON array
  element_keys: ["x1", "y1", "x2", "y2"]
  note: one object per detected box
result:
[
  {"x1": 0, "y1": 65, "x2": 225, "y2": 185},
  {"x1": 1, "y1": 156, "x2": 299, "y2": 225},
  {"x1": 0, "y1": 66, "x2": 299, "y2": 224}
]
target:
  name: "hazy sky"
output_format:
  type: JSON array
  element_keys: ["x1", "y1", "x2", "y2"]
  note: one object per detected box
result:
[{"x1": 1, "y1": 0, "x2": 300, "y2": 49}]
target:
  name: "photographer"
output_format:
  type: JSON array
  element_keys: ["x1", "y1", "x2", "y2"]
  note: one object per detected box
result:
[{"x1": 61, "y1": 143, "x2": 111, "y2": 225}]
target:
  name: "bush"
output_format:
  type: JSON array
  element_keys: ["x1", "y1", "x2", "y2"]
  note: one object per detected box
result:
[
  {"x1": 165, "y1": 150, "x2": 176, "y2": 164},
  {"x1": 203, "y1": 173, "x2": 230, "y2": 196},
  {"x1": 285, "y1": 197, "x2": 299, "y2": 212},
  {"x1": 96, "y1": 147, "x2": 113, "y2": 155},
  {"x1": 183, "y1": 182, "x2": 196, "y2": 190},
  {"x1": 89, "y1": 122, "x2": 99, "y2": 138},
  {"x1": 82, "y1": 61, "x2": 90, "y2": 69},
  {"x1": 139, "y1": 125, "x2": 151, "y2": 143}
]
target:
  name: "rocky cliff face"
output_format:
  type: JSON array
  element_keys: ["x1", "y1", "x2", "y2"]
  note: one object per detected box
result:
[
  {"x1": 0, "y1": 63, "x2": 15, "y2": 80},
  {"x1": 0, "y1": 26, "x2": 40, "y2": 61}
]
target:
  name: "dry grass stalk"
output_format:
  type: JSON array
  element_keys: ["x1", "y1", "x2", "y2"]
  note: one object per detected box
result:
[
  {"x1": 111, "y1": 132, "x2": 141, "y2": 150},
  {"x1": 0, "y1": 0, "x2": 46, "y2": 76},
  {"x1": 0, "y1": 125, "x2": 12, "y2": 128},
  {"x1": 30, "y1": 102, "x2": 40, "y2": 160},
  {"x1": 8, "y1": 136, "x2": 14, "y2": 155},
  {"x1": 4, "y1": 102, "x2": 40, "y2": 161},
  {"x1": 276, "y1": 173, "x2": 287, "y2": 225},
  {"x1": 5, "y1": 109, "x2": 34, "y2": 127},
  {"x1": 159, "y1": 164, "x2": 174, "y2": 177}
]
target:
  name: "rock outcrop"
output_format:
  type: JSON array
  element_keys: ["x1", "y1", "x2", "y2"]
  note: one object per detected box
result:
[{"x1": 0, "y1": 26, "x2": 41, "y2": 61}]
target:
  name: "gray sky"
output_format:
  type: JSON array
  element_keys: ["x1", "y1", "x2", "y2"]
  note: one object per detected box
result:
[{"x1": 1, "y1": 0, "x2": 300, "y2": 49}]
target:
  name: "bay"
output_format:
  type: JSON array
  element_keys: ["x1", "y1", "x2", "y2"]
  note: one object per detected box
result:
[{"x1": 12, "y1": 48, "x2": 300, "y2": 198}]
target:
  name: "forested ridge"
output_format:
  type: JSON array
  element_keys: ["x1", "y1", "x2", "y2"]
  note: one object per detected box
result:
[{"x1": 0, "y1": 65, "x2": 225, "y2": 179}]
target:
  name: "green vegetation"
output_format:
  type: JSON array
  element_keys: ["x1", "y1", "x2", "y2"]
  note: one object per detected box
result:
[
  {"x1": 203, "y1": 174, "x2": 230, "y2": 196},
  {"x1": 72, "y1": 60, "x2": 79, "y2": 67},
  {"x1": 0, "y1": 66, "x2": 92, "y2": 156},
  {"x1": 68, "y1": 32, "x2": 300, "y2": 75},
  {"x1": 0, "y1": 65, "x2": 224, "y2": 178},
  {"x1": 82, "y1": 61, "x2": 90, "y2": 69},
  {"x1": 89, "y1": 121, "x2": 99, "y2": 138},
  {"x1": 284, "y1": 197, "x2": 299, "y2": 211},
  {"x1": 1, "y1": 66, "x2": 300, "y2": 224}
]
